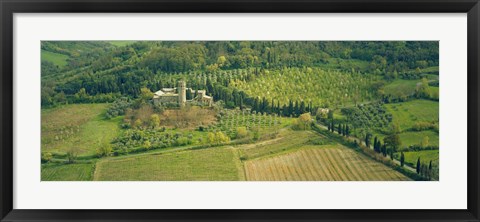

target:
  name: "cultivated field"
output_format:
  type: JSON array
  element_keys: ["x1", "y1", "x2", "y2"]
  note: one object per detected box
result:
[
  {"x1": 41, "y1": 104, "x2": 121, "y2": 156},
  {"x1": 244, "y1": 145, "x2": 411, "y2": 181},
  {"x1": 41, "y1": 162, "x2": 95, "y2": 181},
  {"x1": 233, "y1": 67, "x2": 377, "y2": 107},
  {"x1": 238, "y1": 129, "x2": 323, "y2": 160},
  {"x1": 94, "y1": 147, "x2": 243, "y2": 181},
  {"x1": 210, "y1": 109, "x2": 294, "y2": 138}
]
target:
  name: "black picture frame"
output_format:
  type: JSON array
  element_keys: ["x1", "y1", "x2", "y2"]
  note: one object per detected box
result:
[{"x1": 1, "y1": 0, "x2": 479, "y2": 221}]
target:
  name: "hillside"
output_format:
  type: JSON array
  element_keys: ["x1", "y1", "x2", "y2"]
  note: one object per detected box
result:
[{"x1": 40, "y1": 41, "x2": 440, "y2": 181}]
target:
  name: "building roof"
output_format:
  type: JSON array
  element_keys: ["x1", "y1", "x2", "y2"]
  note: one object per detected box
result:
[
  {"x1": 162, "y1": 88, "x2": 176, "y2": 93},
  {"x1": 154, "y1": 90, "x2": 165, "y2": 96}
]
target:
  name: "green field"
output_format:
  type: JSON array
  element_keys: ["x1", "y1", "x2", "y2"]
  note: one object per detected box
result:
[
  {"x1": 42, "y1": 104, "x2": 121, "y2": 156},
  {"x1": 41, "y1": 162, "x2": 95, "y2": 181},
  {"x1": 92, "y1": 128, "x2": 411, "y2": 181},
  {"x1": 402, "y1": 150, "x2": 439, "y2": 166},
  {"x1": 399, "y1": 130, "x2": 439, "y2": 149},
  {"x1": 238, "y1": 129, "x2": 324, "y2": 160},
  {"x1": 384, "y1": 99, "x2": 439, "y2": 131},
  {"x1": 383, "y1": 79, "x2": 419, "y2": 97},
  {"x1": 94, "y1": 147, "x2": 243, "y2": 181},
  {"x1": 41, "y1": 50, "x2": 69, "y2": 68}
]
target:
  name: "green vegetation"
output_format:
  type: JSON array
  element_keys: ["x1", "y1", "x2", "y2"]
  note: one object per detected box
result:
[
  {"x1": 41, "y1": 41, "x2": 439, "y2": 181},
  {"x1": 94, "y1": 147, "x2": 242, "y2": 181},
  {"x1": 41, "y1": 50, "x2": 70, "y2": 68},
  {"x1": 384, "y1": 100, "x2": 439, "y2": 131},
  {"x1": 383, "y1": 79, "x2": 419, "y2": 98},
  {"x1": 402, "y1": 150, "x2": 439, "y2": 166},
  {"x1": 234, "y1": 67, "x2": 378, "y2": 108},
  {"x1": 399, "y1": 130, "x2": 439, "y2": 149},
  {"x1": 41, "y1": 104, "x2": 121, "y2": 157},
  {"x1": 208, "y1": 109, "x2": 293, "y2": 139},
  {"x1": 41, "y1": 162, "x2": 95, "y2": 181},
  {"x1": 340, "y1": 102, "x2": 392, "y2": 137},
  {"x1": 238, "y1": 129, "x2": 325, "y2": 160},
  {"x1": 109, "y1": 41, "x2": 137, "y2": 47}
]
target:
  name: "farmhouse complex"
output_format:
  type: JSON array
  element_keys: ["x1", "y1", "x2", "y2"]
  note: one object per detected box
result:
[{"x1": 153, "y1": 80, "x2": 213, "y2": 106}]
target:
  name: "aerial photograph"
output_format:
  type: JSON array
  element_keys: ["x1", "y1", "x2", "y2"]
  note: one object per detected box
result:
[{"x1": 41, "y1": 41, "x2": 439, "y2": 181}]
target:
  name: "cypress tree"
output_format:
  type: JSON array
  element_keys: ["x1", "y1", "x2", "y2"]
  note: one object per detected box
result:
[
  {"x1": 338, "y1": 124, "x2": 341, "y2": 134},
  {"x1": 271, "y1": 98, "x2": 275, "y2": 113},
  {"x1": 400, "y1": 152, "x2": 405, "y2": 167},
  {"x1": 416, "y1": 157, "x2": 421, "y2": 174},
  {"x1": 300, "y1": 101, "x2": 306, "y2": 114},
  {"x1": 345, "y1": 125, "x2": 350, "y2": 136},
  {"x1": 294, "y1": 101, "x2": 299, "y2": 116},
  {"x1": 365, "y1": 134, "x2": 371, "y2": 148},
  {"x1": 374, "y1": 136, "x2": 378, "y2": 151},
  {"x1": 390, "y1": 149, "x2": 394, "y2": 160},
  {"x1": 328, "y1": 122, "x2": 331, "y2": 131},
  {"x1": 428, "y1": 160, "x2": 433, "y2": 180},
  {"x1": 186, "y1": 89, "x2": 192, "y2": 100},
  {"x1": 342, "y1": 125, "x2": 346, "y2": 136},
  {"x1": 277, "y1": 101, "x2": 281, "y2": 115},
  {"x1": 288, "y1": 100, "x2": 293, "y2": 116}
]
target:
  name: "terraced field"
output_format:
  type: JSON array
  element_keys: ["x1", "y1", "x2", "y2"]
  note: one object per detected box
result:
[{"x1": 244, "y1": 145, "x2": 410, "y2": 181}]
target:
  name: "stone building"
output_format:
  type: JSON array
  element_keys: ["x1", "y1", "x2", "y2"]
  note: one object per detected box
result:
[{"x1": 153, "y1": 80, "x2": 213, "y2": 107}]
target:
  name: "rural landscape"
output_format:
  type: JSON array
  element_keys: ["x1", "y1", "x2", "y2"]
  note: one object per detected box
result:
[{"x1": 41, "y1": 41, "x2": 439, "y2": 181}]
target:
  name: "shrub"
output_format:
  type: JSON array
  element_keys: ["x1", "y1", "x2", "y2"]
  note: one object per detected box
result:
[
  {"x1": 66, "y1": 147, "x2": 79, "y2": 163},
  {"x1": 236, "y1": 127, "x2": 249, "y2": 139},
  {"x1": 96, "y1": 142, "x2": 113, "y2": 157},
  {"x1": 41, "y1": 152, "x2": 53, "y2": 163}
]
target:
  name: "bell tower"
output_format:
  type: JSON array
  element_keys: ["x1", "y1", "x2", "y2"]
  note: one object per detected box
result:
[{"x1": 178, "y1": 80, "x2": 186, "y2": 106}]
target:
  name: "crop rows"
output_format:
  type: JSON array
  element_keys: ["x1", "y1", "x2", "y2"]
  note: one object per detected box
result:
[
  {"x1": 244, "y1": 145, "x2": 410, "y2": 181},
  {"x1": 233, "y1": 67, "x2": 378, "y2": 108},
  {"x1": 208, "y1": 109, "x2": 286, "y2": 138}
]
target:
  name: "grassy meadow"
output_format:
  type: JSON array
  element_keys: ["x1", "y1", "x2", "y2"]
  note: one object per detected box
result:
[
  {"x1": 41, "y1": 49, "x2": 69, "y2": 68},
  {"x1": 384, "y1": 100, "x2": 439, "y2": 131}
]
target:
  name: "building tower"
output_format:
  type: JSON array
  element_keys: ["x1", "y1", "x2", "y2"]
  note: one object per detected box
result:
[{"x1": 178, "y1": 80, "x2": 186, "y2": 106}]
